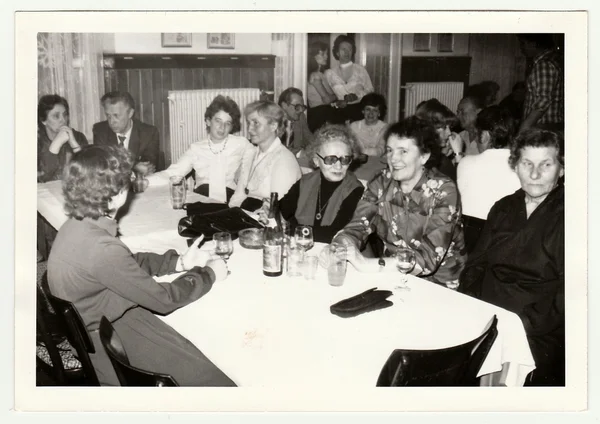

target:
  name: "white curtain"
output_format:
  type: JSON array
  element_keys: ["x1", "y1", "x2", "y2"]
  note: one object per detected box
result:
[
  {"x1": 271, "y1": 33, "x2": 307, "y2": 103},
  {"x1": 37, "y1": 33, "x2": 105, "y2": 141}
]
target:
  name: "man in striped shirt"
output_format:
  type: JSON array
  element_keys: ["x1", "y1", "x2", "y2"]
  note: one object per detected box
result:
[{"x1": 517, "y1": 34, "x2": 564, "y2": 133}]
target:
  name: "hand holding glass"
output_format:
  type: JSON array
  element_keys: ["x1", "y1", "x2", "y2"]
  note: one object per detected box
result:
[
  {"x1": 394, "y1": 248, "x2": 416, "y2": 286},
  {"x1": 213, "y1": 232, "x2": 233, "y2": 261}
]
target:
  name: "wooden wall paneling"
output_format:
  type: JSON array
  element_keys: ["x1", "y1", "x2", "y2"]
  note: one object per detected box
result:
[
  {"x1": 128, "y1": 69, "x2": 141, "y2": 120},
  {"x1": 221, "y1": 68, "x2": 234, "y2": 88},
  {"x1": 192, "y1": 69, "x2": 204, "y2": 90},
  {"x1": 240, "y1": 68, "x2": 251, "y2": 88},
  {"x1": 140, "y1": 69, "x2": 154, "y2": 126},
  {"x1": 232, "y1": 68, "x2": 242, "y2": 89},
  {"x1": 171, "y1": 69, "x2": 186, "y2": 91},
  {"x1": 161, "y1": 69, "x2": 173, "y2": 166},
  {"x1": 182, "y1": 69, "x2": 194, "y2": 90},
  {"x1": 116, "y1": 70, "x2": 129, "y2": 93},
  {"x1": 151, "y1": 69, "x2": 165, "y2": 168},
  {"x1": 203, "y1": 68, "x2": 222, "y2": 89},
  {"x1": 105, "y1": 69, "x2": 118, "y2": 92}
]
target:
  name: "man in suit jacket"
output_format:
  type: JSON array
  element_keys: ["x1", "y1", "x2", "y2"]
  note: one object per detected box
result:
[
  {"x1": 278, "y1": 87, "x2": 313, "y2": 155},
  {"x1": 93, "y1": 91, "x2": 160, "y2": 171}
]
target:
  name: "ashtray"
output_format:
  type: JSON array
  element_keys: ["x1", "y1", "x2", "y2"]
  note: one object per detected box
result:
[{"x1": 239, "y1": 228, "x2": 264, "y2": 249}]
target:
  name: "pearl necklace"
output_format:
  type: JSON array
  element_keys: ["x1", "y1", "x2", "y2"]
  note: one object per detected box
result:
[{"x1": 208, "y1": 136, "x2": 228, "y2": 155}]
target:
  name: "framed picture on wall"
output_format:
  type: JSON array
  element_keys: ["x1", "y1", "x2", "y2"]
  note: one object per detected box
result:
[
  {"x1": 161, "y1": 33, "x2": 192, "y2": 47},
  {"x1": 438, "y1": 33, "x2": 454, "y2": 52},
  {"x1": 413, "y1": 33, "x2": 431, "y2": 52},
  {"x1": 207, "y1": 33, "x2": 235, "y2": 49}
]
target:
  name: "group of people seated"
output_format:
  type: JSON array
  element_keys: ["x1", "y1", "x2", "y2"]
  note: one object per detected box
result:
[{"x1": 37, "y1": 34, "x2": 564, "y2": 388}]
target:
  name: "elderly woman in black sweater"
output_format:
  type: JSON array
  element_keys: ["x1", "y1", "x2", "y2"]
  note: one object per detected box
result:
[{"x1": 261, "y1": 124, "x2": 364, "y2": 243}]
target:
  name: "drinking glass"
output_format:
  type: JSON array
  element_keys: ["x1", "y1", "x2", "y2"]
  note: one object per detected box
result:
[
  {"x1": 327, "y1": 243, "x2": 347, "y2": 287},
  {"x1": 302, "y1": 255, "x2": 319, "y2": 280},
  {"x1": 132, "y1": 172, "x2": 149, "y2": 193},
  {"x1": 294, "y1": 225, "x2": 314, "y2": 251},
  {"x1": 169, "y1": 175, "x2": 187, "y2": 209},
  {"x1": 394, "y1": 248, "x2": 416, "y2": 286},
  {"x1": 213, "y1": 232, "x2": 233, "y2": 261},
  {"x1": 286, "y1": 242, "x2": 305, "y2": 277}
]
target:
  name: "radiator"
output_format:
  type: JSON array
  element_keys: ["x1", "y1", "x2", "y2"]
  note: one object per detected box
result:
[
  {"x1": 403, "y1": 82, "x2": 464, "y2": 118},
  {"x1": 167, "y1": 88, "x2": 261, "y2": 165}
]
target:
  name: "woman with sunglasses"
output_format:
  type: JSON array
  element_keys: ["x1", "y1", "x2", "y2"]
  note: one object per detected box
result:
[
  {"x1": 266, "y1": 125, "x2": 364, "y2": 243},
  {"x1": 332, "y1": 117, "x2": 467, "y2": 288}
]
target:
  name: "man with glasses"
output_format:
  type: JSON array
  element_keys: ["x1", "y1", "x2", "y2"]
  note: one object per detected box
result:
[{"x1": 278, "y1": 87, "x2": 313, "y2": 156}]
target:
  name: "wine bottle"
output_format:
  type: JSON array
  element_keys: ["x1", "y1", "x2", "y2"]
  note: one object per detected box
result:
[{"x1": 263, "y1": 192, "x2": 283, "y2": 277}]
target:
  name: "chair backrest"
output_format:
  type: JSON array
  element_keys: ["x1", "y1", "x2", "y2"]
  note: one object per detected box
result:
[
  {"x1": 463, "y1": 215, "x2": 487, "y2": 255},
  {"x1": 46, "y1": 293, "x2": 100, "y2": 386},
  {"x1": 376, "y1": 315, "x2": 498, "y2": 386},
  {"x1": 99, "y1": 316, "x2": 179, "y2": 387}
]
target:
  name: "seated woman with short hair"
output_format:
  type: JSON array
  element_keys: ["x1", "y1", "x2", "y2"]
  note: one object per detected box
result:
[
  {"x1": 348, "y1": 93, "x2": 389, "y2": 157},
  {"x1": 460, "y1": 128, "x2": 565, "y2": 386},
  {"x1": 229, "y1": 101, "x2": 302, "y2": 211},
  {"x1": 37, "y1": 94, "x2": 89, "y2": 183},
  {"x1": 47, "y1": 145, "x2": 235, "y2": 386},
  {"x1": 147, "y1": 95, "x2": 251, "y2": 203},
  {"x1": 332, "y1": 117, "x2": 466, "y2": 287},
  {"x1": 274, "y1": 124, "x2": 364, "y2": 243}
]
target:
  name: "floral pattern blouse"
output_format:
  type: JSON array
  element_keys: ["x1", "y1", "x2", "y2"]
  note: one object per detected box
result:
[{"x1": 337, "y1": 167, "x2": 467, "y2": 285}]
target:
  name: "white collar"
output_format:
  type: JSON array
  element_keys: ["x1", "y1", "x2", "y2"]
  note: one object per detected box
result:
[
  {"x1": 117, "y1": 120, "x2": 133, "y2": 139},
  {"x1": 340, "y1": 61, "x2": 353, "y2": 69}
]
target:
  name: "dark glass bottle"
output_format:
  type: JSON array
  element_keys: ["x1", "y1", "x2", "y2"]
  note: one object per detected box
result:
[{"x1": 262, "y1": 192, "x2": 283, "y2": 277}]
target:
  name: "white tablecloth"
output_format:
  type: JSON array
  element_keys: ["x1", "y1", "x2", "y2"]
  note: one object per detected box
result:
[
  {"x1": 37, "y1": 180, "x2": 535, "y2": 387},
  {"x1": 156, "y1": 242, "x2": 535, "y2": 387}
]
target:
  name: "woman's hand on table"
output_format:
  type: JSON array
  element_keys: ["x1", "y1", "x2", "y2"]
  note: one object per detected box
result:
[{"x1": 176, "y1": 235, "x2": 213, "y2": 271}]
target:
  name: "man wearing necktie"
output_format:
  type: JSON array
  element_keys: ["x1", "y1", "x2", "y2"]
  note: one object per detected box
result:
[
  {"x1": 93, "y1": 91, "x2": 160, "y2": 172},
  {"x1": 278, "y1": 87, "x2": 313, "y2": 156}
]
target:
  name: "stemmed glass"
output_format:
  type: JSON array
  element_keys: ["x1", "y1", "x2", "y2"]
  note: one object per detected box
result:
[
  {"x1": 213, "y1": 232, "x2": 233, "y2": 261},
  {"x1": 294, "y1": 225, "x2": 314, "y2": 251},
  {"x1": 394, "y1": 248, "x2": 416, "y2": 288}
]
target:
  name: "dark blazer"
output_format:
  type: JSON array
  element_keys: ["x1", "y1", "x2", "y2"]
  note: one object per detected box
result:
[{"x1": 92, "y1": 119, "x2": 160, "y2": 169}]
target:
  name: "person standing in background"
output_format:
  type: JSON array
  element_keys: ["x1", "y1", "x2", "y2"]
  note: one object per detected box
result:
[
  {"x1": 517, "y1": 34, "x2": 564, "y2": 133},
  {"x1": 93, "y1": 91, "x2": 160, "y2": 172}
]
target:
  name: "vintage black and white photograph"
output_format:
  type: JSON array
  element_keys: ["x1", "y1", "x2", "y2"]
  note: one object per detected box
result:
[{"x1": 15, "y1": 10, "x2": 587, "y2": 414}]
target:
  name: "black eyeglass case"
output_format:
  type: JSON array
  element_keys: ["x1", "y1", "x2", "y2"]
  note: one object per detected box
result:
[{"x1": 330, "y1": 288, "x2": 394, "y2": 318}]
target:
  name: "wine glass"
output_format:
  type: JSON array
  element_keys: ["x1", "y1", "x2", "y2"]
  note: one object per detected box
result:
[
  {"x1": 294, "y1": 225, "x2": 314, "y2": 251},
  {"x1": 213, "y1": 232, "x2": 233, "y2": 261},
  {"x1": 394, "y1": 248, "x2": 416, "y2": 287}
]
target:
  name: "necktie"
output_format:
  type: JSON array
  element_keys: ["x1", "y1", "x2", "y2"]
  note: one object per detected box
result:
[
  {"x1": 284, "y1": 121, "x2": 294, "y2": 147},
  {"x1": 117, "y1": 135, "x2": 126, "y2": 147}
]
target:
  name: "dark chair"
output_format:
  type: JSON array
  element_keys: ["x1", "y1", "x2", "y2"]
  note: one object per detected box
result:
[
  {"x1": 463, "y1": 215, "x2": 487, "y2": 254},
  {"x1": 36, "y1": 262, "x2": 87, "y2": 385},
  {"x1": 376, "y1": 315, "x2": 498, "y2": 386},
  {"x1": 45, "y1": 292, "x2": 100, "y2": 386},
  {"x1": 99, "y1": 316, "x2": 179, "y2": 387}
]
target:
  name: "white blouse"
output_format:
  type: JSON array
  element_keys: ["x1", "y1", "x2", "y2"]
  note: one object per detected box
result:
[
  {"x1": 148, "y1": 134, "x2": 252, "y2": 202},
  {"x1": 229, "y1": 138, "x2": 302, "y2": 206},
  {"x1": 324, "y1": 63, "x2": 374, "y2": 102}
]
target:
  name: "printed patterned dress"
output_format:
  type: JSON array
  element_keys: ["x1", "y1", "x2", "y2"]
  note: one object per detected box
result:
[{"x1": 337, "y1": 167, "x2": 467, "y2": 285}]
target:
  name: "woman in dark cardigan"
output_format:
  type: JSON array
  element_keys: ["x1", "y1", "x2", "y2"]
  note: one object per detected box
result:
[
  {"x1": 459, "y1": 128, "x2": 565, "y2": 386},
  {"x1": 271, "y1": 124, "x2": 364, "y2": 243},
  {"x1": 37, "y1": 94, "x2": 88, "y2": 182},
  {"x1": 47, "y1": 145, "x2": 235, "y2": 386}
]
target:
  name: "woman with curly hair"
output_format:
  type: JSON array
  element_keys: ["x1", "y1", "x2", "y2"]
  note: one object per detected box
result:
[
  {"x1": 263, "y1": 124, "x2": 364, "y2": 243},
  {"x1": 460, "y1": 128, "x2": 565, "y2": 386},
  {"x1": 349, "y1": 93, "x2": 389, "y2": 157},
  {"x1": 332, "y1": 116, "x2": 466, "y2": 287},
  {"x1": 47, "y1": 145, "x2": 235, "y2": 386},
  {"x1": 148, "y1": 95, "x2": 252, "y2": 203},
  {"x1": 37, "y1": 94, "x2": 89, "y2": 182}
]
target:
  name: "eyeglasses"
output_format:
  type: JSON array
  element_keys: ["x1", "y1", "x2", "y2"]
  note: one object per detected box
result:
[
  {"x1": 316, "y1": 153, "x2": 353, "y2": 166},
  {"x1": 290, "y1": 103, "x2": 307, "y2": 113}
]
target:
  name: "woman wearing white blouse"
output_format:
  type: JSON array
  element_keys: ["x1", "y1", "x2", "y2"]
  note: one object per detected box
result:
[
  {"x1": 324, "y1": 35, "x2": 374, "y2": 123},
  {"x1": 147, "y1": 95, "x2": 252, "y2": 203},
  {"x1": 229, "y1": 101, "x2": 302, "y2": 211}
]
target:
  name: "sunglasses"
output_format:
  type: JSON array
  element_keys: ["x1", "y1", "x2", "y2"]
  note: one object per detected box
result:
[
  {"x1": 289, "y1": 103, "x2": 307, "y2": 113},
  {"x1": 316, "y1": 153, "x2": 353, "y2": 166}
]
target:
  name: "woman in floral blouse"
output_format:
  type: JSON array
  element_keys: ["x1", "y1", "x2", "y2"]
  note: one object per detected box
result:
[{"x1": 333, "y1": 116, "x2": 467, "y2": 287}]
